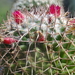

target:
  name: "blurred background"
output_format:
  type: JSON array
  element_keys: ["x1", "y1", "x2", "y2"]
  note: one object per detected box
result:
[{"x1": 0, "y1": 0, "x2": 15, "y2": 23}]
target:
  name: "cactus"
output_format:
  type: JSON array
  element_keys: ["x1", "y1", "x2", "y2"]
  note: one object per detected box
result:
[{"x1": 0, "y1": 0, "x2": 75, "y2": 75}]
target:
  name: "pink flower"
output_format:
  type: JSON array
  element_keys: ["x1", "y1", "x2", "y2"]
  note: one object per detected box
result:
[
  {"x1": 3, "y1": 37, "x2": 17, "y2": 44},
  {"x1": 49, "y1": 4, "x2": 61, "y2": 17},
  {"x1": 69, "y1": 19, "x2": 75, "y2": 25},
  {"x1": 13, "y1": 10, "x2": 25, "y2": 24}
]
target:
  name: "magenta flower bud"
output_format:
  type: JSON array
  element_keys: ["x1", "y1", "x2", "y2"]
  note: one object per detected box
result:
[
  {"x1": 3, "y1": 37, "x2": 17, "y2": 44},
  {"x1": 13, "y1": 10, "x2": 25, "y2": 24},
  {"x1": 49, "y1": 4, "x2": 61, "y2": 17}
]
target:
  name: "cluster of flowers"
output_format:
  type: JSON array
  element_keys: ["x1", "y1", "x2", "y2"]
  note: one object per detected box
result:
[
  {"x1": 2, "y1": 4, "x2": 75, "y2": 45},
  {"x1": 12, "y1": 4, "x2": 61, "y2": 42},
  {"x1": 13, "y1": 4, "x2": 61, "y2": 24}
]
